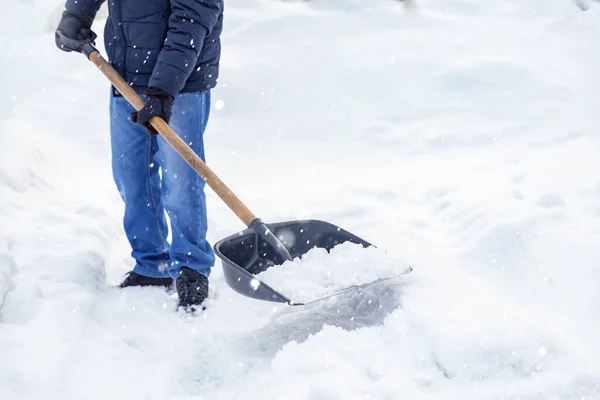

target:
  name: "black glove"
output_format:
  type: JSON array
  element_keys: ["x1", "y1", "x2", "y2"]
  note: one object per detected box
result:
[
  {"x1": 55, "y1": 11, "x2": 97, "y2": 53},
  {"x1": 131, "y1": 87, "x2": 174, "y2": 136}
]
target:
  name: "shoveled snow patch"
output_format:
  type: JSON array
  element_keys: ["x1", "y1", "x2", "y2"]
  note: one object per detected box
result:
[{"x1": 256, "y1": 242, "x2": 411, "y2": 303}]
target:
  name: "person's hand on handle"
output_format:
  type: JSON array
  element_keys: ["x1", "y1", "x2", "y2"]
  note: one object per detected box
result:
[
  {"x1": 55, "y1": 11, "x2": 97, "y2": 52},
  {"x1": 130, "y1": 88, "x2": 174, "y2": 136}
]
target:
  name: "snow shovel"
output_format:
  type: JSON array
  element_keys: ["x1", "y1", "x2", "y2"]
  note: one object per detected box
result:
[{"x1": 65, "y1": 36, "x2": 409, "y2": 306}]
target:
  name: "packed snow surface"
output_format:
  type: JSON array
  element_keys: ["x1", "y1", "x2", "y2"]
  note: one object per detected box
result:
[
  {"x1": 2, "y1": 0, "x2": 600, "y2": 399},
  {"x1": 257, "y1": 242, "x2": 412, "y2": 303}
]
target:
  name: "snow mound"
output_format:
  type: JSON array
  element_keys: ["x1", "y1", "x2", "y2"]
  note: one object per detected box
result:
[{"x1": 256, "y1": 241, "x2": 411, "y2": 303}]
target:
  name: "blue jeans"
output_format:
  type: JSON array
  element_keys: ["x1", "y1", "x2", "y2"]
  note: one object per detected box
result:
[{"x1": 109, "y1": 90, "x2": 215, "y2": 280}]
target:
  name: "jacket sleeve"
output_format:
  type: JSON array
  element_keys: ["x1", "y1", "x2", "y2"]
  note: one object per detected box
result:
[
  {"x1": 64, "y1": 0, "x2": 105, "y2": 25},
  {"x1": 148, "y1": 0, "x2": 223, "y2": 98}
]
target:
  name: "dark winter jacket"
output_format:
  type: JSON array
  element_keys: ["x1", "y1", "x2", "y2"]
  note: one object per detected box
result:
[{"x1": 64, "y1": 0, "x2": 223, "y2": 98}]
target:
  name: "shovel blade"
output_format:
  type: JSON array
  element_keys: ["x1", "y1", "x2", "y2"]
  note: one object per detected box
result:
[{"x1": 213, "y1": 219, "x2": 372, "y2": 304}]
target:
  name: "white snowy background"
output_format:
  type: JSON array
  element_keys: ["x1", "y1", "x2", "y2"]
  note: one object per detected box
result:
[{"x1": 1, "y1": 0, "x2": 600, "y2": 398}]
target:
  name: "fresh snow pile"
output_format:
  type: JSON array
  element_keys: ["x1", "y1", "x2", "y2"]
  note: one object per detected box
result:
[
  {"x1": 2, "y1": 0, "x2": 600, "y2": 399},
  {"x1": 257, "y1": 242, "x2": 412, "y2": 303}
]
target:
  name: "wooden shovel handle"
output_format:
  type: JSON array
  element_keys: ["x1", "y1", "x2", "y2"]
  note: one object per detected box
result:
[{"x1": 87, "y1": 50, "x2": 257, "y2": 227}]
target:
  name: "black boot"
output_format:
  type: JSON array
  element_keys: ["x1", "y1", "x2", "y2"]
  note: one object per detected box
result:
[
  {"x1": 118, "y1": 271, "x2": 173, "y2": 289},
  {"x1": 176, "y1": 267, "x2": 209, "y2": 313}
]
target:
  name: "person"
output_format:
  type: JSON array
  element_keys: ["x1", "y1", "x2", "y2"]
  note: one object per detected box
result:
[{"x1": 54, "y1": 0, "x2": 224, "y2": 313}]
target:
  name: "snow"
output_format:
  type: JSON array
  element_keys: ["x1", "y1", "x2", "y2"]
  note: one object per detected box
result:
[
  {"x1": 256, "y1": 241, "x2": 412, "y2": 304},
  {"x1": 0, "y1": 241, "x2": 16, "y2": 310},
  {"x1": 2, "y1": 0, "x2": 600, "y2": 399}
]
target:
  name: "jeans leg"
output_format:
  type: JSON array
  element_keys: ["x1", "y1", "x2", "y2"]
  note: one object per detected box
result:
[
  {"x1": 157, "y1": 91, "x2": 215, "y2": 279},
  {"x1": 110, "y1": 94, "x2": 170, "y2": 278}
]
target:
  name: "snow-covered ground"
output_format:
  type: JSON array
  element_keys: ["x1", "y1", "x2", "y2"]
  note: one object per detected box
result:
[{"x1": 2, "y1": 0, "x2": 600, "y2": 398}]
